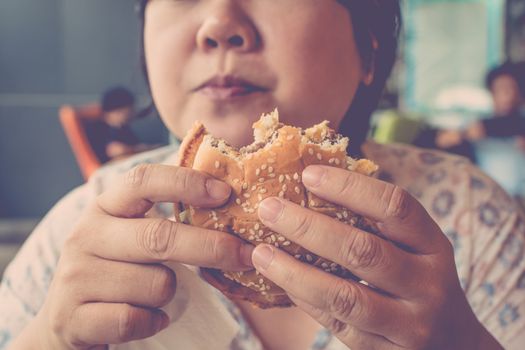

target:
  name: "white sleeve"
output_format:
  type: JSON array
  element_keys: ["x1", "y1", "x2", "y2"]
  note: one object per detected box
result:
[{"x1": 0, "y1": 184, "x2": 94, "y2": 349}]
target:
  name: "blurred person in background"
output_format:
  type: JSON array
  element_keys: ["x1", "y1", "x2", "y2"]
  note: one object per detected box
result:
[
  {"x1": 89, "y1": 86, "x2": 158, "y2": 163},
  {"x1": 436, "y1": 62, "x2": 525, "y2": 151},
  {"x1": 436, "y1": 62, "x2": 525, "y2": 198}
]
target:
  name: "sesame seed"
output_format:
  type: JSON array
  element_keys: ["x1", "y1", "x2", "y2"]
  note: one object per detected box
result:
[
  {"x1": 274, "y1": 242, "x2": 280, "y2": 247},
  {"x1": 316, "y1": 153, "x2": 322, "y2": 160},
  {"x1": 306, "y1": 254, "x2": 313, "y2": 262},
  {"x1": 278, "y1": 191, "x2": 284, "y2": 198},
  {"x1": 255, "y1": 168, "x2": 261, "y2": 176},
  {"x1": 268, "y1": 173, "x2": 276, "y2": 178},
  {"x1": 254, "y1": 223, "x2": 260, "y2": 230},
  {"x1": 249, "y1": 229, "x2": 256, "y2": 235},
  {"x1": 258, "y1": 229, "x2": 264, "y2": 235},
  {"x1": 259, "y1": 278, "x2": 264, "y2": 284},
  {"x1": 277, "y1": 236, "x2": 285, "y2": 242},
  {"x1": 286, "y1": 134, "x2": 294, "y2": 141},
  {"x1": 294, "y1": 186, "x2": 301, "y2": 194},
  {"x1": 310, "y1": 200, "x2": 316, "y2": 206},
  {"x1": 322, "y1": 262, "x2": 329, "y2": 268},
  {"x1": 243, "y1": 193, "x2": 251, "y2": 198},
  {"x1": 282, "y1": 241, "x2": 291, "y2": 246},
  {"x1": 249, "y1": 235, "x2": 255, "y2": 241},
  {"x1": 239, "y1": 228, "x2": 246, "y2": 234},
  {"x1": 214, "y1": 160, "x2": 220, "y2": 169},
  {"x1": 214, "y1": 223, "x2": 219, "y2": 229},
  {"x1": 261, "y1": 164, "x2": 267, "y2": 170},
  {"x1": 251, "y1": 185, "x2": 257, "y2": 191},
  {"x1": 242, "y1": 183, "x2": 248, "y2": 190},
  {"x1": 308, "y1": 148, "x2": 314, "y2": 155},
  {"x1": 279, "y1": 175, "x2": 285, "y2": 183},
  {"x1": 282, "y1": 184, "x2": 288, "y2": 191},
  {"x1": 329, "y1": 158, "x2": 335, "y2": 164},
  {"x1": 293, "y1": 173, "x2": 299, "y2": 181},
  {"x1": 235, "y1": 198, "x2": 241, "y2": 205},
  {"x1": 343, "y1": 211, "x2": 348, "y2": 218},
  {"x1": 259, "y1": 188, "x2": 267, "y2": 194},
  {"x1": 300, "y1": 200, "x2": 306, "y2": 207},
  {"x1": 258, "y1": 194, "x2": 263, "y2": 201},
  {"x1": 233, "y1": 178, "x2": 240, "y2": 184},
  {"x1": 294, "y1": 254, "x2": 301, "y2": 259},
  {"x1": 335, "y1": 159, "x2": 341, "y2": 165},
  {"x1": 268, "y1": 166, "x2": 274, "y2": 173},
  {"x1": 336, "y1": 213, "x2": 343, "y2": 219},
  {"x1": 285, "y1": 174, "x2": 291, "y2": 181}
]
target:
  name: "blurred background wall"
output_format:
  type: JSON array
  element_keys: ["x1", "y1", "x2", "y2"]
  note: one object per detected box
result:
[{"x1": 0, "y1": 0, "x2": 168, "y2": 219}]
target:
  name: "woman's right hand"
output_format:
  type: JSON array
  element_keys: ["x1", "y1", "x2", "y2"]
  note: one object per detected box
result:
[{"x1": 31, "y1": 164, "x2": 254, "y2": 349}]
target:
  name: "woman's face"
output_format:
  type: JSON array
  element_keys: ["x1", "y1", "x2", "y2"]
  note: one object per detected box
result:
[{"x1": 145, "y1": 0, "x2": 369, "y2": 147}]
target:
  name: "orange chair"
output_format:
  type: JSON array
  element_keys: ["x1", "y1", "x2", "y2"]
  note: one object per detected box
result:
[{"x1": 59, "y1": 103, "x2": 103, "y2": 181}]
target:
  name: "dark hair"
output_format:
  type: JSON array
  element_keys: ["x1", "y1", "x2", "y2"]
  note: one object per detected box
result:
[
  {"x1": 485, "y1": 61, "x2": 525, "y2": 96},
  {"x1": 135, "y1": 0, "x2": 401, "y2": 155},
  {"x1": 101, "y1": 86, "x2": 135, "y2": 112}
]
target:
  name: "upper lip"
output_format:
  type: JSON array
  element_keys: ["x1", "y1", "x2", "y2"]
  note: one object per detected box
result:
[{"x1": 194, "y1": 75, "x2": 267, "y2": 92}]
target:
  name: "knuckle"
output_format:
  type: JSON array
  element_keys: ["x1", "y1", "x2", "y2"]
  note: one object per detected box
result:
[
  {"x1": 325, "y1": 317, "x2": 350, "y2": 335},
  {"x1": 118, "y1": 305, "x2": 139, "y2": 342},
  {"x1": 138, "y1": 219, "x2": 178, "y2": 260},
  {"x1": 171, "y1": 167, "x2": 194, "y2": 193},
  {"x1": 383, "y1": 185, "x2": 411, "y2": 221},
  {"x1": 150, "y1": 266, "x2": 177, "y2": 307},
  {"x1": 205, "y1": 232, "x2": 234, "y2": 267},
  {"x1": 291, "y1": 213, "x2": 314, "y2": 240},
  {"x1": 338, "y1": 172, "x2": 357, "y2": 197},
  {"x1": 327, "y1": 281, "x2": 359, "y2": 322},
  {"x1": 125, "y1": 163, "x2": 153, "y2": 188},
  {"x1": 340, "y1": 232, "x2": 382, "y2": 270}
]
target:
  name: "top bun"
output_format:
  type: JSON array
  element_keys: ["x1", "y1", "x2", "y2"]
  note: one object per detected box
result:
[{"x1": 176, "y1": 109, "x2": 378, "y2": 308}]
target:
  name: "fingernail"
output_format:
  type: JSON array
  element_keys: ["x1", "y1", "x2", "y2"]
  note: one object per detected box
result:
[
  {"x1": 302, "y1": 166, "x2": 326, "y2": 187},
  {"x1": 206, "y1": 179, "x2": 231, "y2": 200},
  {"x1": 156, "y1": 314, "x2": 170, "y2": 333},
  {"x1": 258, "y1": 198, "x2": 284, "y2": 223},
  {"x1": 252, "y1": 245, "x2": 274, "y2": 270},
  {"x1": 240, "y1": 244, "x2": 255, "y2": 267}
]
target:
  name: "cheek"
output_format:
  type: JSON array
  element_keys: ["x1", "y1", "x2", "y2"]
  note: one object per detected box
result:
[
  {"x1": 145, "y1": 21, "x2": 193, "y2": 135},
  {"x1": 268, "y1": 16, "x2": 362, "y2": 129}
]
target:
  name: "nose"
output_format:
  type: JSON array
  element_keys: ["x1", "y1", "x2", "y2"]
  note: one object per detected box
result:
[{"x1": 196, "y1": 4, "x2": 258, "y2": 53}]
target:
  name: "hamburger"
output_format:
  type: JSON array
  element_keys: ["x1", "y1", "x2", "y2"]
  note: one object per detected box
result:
[{"x1": 176, "y1": 109, "x2": 378, "y2": 308}]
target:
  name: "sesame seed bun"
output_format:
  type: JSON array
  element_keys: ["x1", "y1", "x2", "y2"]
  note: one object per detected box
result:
[{"x1": 176, "y1": 109, "x2": 378, "y2": 308}]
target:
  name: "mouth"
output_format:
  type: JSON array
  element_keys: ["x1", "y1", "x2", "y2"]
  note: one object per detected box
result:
[{"x1": 194, "y1": 75, "x2": 268, "y2": 100}]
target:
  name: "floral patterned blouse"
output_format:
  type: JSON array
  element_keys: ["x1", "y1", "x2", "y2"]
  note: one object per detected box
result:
[{"x1": 1, "y1": 141, "x2": 524, "y2": 349}]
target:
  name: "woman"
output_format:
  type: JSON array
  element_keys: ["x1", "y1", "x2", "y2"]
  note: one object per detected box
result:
[{"x1": 3, "y1": 1, "x2": 524, "y2": 349}]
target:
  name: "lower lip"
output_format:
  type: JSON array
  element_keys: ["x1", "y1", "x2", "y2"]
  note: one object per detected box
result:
[{"x1": 199, "y1": 86, "x2": 263, "y2": 100}]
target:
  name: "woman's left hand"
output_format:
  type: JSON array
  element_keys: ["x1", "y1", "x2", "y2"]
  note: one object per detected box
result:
[{"x1": 252, "y1": 165, "x2": 502, "y2": 350}]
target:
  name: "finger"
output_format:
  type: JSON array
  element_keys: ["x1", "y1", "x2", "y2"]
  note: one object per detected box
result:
[
  {"x1": 288, "y1": 294, "x2": 399, "y2": 350},
  {"x1": 61, "y1": 259, "x2": 176, "y2": 308},
  {"x1": 75, "y1": 216, "x2": 254, "y2": 270},
  {"x1": 251, "y1": 244, "x2": 410, "y2": 340},
  {"x1": 258, "y1": 197, "x2": 425, "y2": 297},
  {"x1": 302, "y1": 165, "x2": 443, "y2": 254},
  {"x1": 70, "y1": 303, "x2": 169, "y2": 345},
  {"x1": 96, "y1": 163, "x2": 232, "y2": 218}
]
